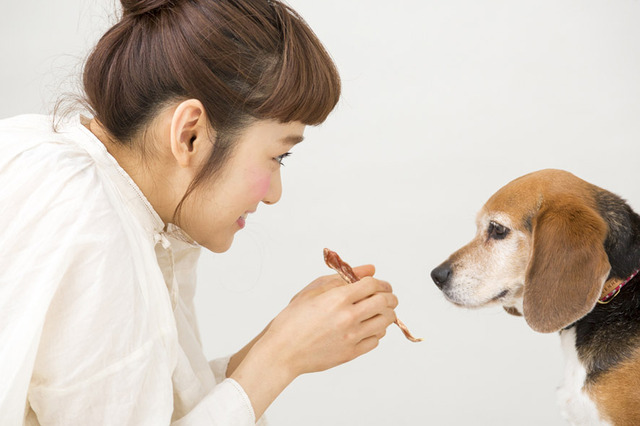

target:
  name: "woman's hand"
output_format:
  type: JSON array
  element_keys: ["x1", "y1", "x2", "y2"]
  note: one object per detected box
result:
[
  {"x1": 229, "y1": 265, "x2": 398, "y2": 420},
  {"x1": 266, "y1": 265, "x2": 398, "y2": 375}
]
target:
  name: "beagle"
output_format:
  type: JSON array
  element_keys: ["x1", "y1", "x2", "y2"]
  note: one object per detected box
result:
[{"x1": 431, "y1": 169, "x2": 640, "y2": 426}]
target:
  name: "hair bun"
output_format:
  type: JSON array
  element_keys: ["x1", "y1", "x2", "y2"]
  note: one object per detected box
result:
[{"x1": 121, "y1": 0, "x2": 175, "y2": 18}]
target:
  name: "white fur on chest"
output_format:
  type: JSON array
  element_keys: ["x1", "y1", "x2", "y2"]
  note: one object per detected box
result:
[{"x1": 557, "y1": 328, "x2": 612, "y2": 426}]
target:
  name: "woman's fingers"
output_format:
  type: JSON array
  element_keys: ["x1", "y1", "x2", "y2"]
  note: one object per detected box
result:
[
  {"x1": 301, "y1": 265, "x2": 374, "y2": 294},
  {"x1": 290, "y1": 274, "x2": 346, "y2": 301},
  {"x1": 350, "y1": 290, "x2": 398, "y2": 344},
  {"x1": 354, "y1": 335, "x2": 381, "y2": 358},
  {"x1": 301, "y1": 264, "x2": 376, "y2": 300},
  {"x1": 343, "y1": 277, "x2": 392, "y2": 303},
  {"x1": 353, "y1": 291, "x2": 397, "y2": 320},
  {"x1": 360, "y1": 312, "x2": 395, "y2": 337},
  {"x1": 350, "y1": 313, "x2": 396, "y2": 357}
]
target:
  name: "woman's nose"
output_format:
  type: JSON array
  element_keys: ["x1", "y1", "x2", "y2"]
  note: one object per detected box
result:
[{"x1": 262, "y1": 169, "x2": 282, "y2": 205}]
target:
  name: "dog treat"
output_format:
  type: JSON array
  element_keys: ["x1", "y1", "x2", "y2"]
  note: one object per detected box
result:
[{"x1": 323, "y1": 248, "x2": 423, "y2": 343}]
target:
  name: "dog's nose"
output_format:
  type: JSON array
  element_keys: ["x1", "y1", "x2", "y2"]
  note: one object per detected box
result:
[{"x1": 431, "y1": 262, "x2": 452, "y2": 289}]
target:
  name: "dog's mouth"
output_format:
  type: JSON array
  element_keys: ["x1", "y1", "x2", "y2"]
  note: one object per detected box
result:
[
  {"x1": 492, "y1": 289, "x2": 509, "y2": 301},
  {"x1": 443, "y1": 287, "x2": 510, "y2": 308}
]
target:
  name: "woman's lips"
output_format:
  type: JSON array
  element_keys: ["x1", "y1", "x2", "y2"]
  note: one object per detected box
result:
[
  {"x1": 237, "y1": 212, "x2": 249, "y2": 229},
  {"x1": 237, "y1": 208, "x2": 257, "y2": 229}
]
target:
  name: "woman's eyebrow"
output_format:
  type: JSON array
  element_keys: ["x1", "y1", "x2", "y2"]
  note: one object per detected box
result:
[{"x1": 282, "y1": 135, "x2": 304, "y2": 145}]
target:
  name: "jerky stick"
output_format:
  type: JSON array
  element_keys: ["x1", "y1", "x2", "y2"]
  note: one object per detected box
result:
[
  {"x1": 323, "y1": 248, "x2": 423, "y2": 343},
  {"x1": 323, "y1": 248, "x2": 360, "y2": 283}
]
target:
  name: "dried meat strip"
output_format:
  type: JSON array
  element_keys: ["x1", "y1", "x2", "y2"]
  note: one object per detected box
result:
[
  {"x1": 323, "y1": 249, "x2": 360, "y2": 284},
  {"x1": 323, "y1": 248, "x2": 423, "y2": 343}
]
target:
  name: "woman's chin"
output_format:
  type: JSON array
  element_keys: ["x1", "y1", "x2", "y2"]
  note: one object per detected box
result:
[{"x1": 202, "y1": 235, "x2": 234, "y2": 253}]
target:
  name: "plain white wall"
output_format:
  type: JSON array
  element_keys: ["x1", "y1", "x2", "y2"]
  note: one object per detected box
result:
[{"x1": 3, "y1": 1, "x2": 640, "y2": 425}]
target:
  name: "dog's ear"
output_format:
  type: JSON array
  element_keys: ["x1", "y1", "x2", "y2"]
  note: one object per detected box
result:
[{"x1": 523, "y1": 197, "x2": 610, "y2": 333}]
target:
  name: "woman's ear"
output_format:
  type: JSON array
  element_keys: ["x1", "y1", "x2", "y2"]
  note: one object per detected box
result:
[
  {"x1": 523, "y1": 197, "x2": 610, "y2": 333},
  {"x1": 170, "y1": 99, "x2": 213, "y2": 168}
]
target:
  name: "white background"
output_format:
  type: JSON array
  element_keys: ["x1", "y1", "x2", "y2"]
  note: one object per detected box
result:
[{"x1": 3, "y1": 1, "x2": 640, "y2": 425}]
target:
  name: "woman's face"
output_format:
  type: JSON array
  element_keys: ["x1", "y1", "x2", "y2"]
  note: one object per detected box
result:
[{"x1": 181, "y1": 119, "x2": 305, "y2": 252}]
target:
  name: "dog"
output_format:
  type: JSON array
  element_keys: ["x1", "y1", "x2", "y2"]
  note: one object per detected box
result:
[{"x1": 431, "y1": 169, "x2": 640, "y2": 426}]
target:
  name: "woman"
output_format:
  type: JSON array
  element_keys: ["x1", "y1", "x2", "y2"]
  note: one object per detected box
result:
[{"x1": 0, "y1": 0, "x2": 399, "y2": 424}]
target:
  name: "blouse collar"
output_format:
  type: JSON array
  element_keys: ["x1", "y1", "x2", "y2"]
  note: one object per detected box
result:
[
  {"x1": 73, "y1": 114, "x2": 165, "y2": 232},
  {"x1": 68, "y1": 114, "x2": 198, "y2": 247}
]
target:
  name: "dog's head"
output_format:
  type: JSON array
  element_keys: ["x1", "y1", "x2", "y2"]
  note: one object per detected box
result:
[{"x1": 431, "y1": 169, "x2": 614, "y2": 333}]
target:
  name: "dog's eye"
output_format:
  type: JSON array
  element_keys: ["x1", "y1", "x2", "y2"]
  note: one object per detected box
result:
[{"x1": 488, "y1": 221, "x2": 510, "y2": 240}]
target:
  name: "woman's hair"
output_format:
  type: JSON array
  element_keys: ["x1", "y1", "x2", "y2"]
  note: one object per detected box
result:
[{"x1": 82, "y1": 0, "x2": 341, "y2": 223}]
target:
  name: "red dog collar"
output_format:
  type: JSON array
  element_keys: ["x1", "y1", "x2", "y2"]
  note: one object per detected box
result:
[{"x1": 598, "y1": 267, "x2": 640, "y2": 304}]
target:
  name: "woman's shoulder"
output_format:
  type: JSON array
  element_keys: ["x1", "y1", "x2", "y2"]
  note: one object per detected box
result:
[
  {"x1": 0, "y1": 113, "x2": 95, "y2": 174},
  {"x1": 0, "y1": 113, "x2": 165, "y2": 270},
  {"x1": 0, "y1": 114, "x2": 70, "y2": 150},
  {"x1": 0, "y1": 114, "x2": 136, "y2": 243},
  {"x1": 0, "y1": 113, "x2": 53, "y2": 130}
]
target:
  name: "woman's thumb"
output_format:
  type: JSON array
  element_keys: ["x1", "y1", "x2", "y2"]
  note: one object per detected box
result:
[{"x1": 351, "y1": 264, "x2": 375, "y2": 280}]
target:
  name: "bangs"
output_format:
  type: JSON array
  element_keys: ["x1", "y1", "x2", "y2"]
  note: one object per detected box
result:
[{"x1": 252, "y1": 3, "x2": 341, "y2": 126}]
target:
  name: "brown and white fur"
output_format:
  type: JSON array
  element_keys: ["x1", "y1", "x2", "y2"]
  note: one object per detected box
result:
[{"x1": 431, "y1": 169, "x2": 640, "y2": 426}]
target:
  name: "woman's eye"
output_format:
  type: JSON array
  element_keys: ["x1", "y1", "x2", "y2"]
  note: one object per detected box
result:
[
  {"x1": 274, "y1": 152, "x2": 292, "y2": 166},
  {"x1": 488, "y1": 221, "x2": 510, "y2": 240}
]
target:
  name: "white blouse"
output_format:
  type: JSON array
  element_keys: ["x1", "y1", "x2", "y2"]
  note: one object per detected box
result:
[{"x1": 0, "y1": 114, "x2": 266, "y2": 425}]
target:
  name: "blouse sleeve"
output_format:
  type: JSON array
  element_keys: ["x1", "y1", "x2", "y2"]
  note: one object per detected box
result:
[{"x1": 171, "y1": 378, "x2": 256, "y2": 425}]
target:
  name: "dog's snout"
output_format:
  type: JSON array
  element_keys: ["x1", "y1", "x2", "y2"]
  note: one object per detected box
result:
[{"x1": 431, "y1": 262, "x2": 453, "y2": 289}]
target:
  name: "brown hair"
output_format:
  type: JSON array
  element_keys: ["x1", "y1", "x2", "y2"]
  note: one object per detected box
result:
[{"x1": 82, "y1": 0, "x2": 340, "y2": 223}]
